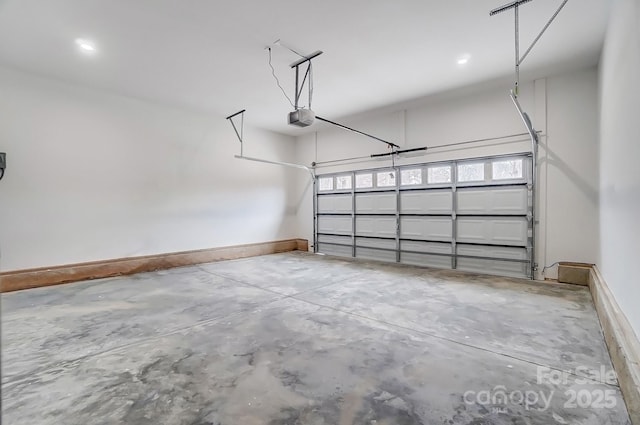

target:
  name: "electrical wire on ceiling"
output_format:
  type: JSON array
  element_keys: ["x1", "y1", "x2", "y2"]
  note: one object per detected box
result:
[
  {"x1": 268, "y1": 40, "x2": 315, "y2": 111},
  {"x1": 274, "y1": 39, "x2": 305, "y2": 58},
  {"x1": 267, "y1": 47, "x2": 295, "y2": 108}
]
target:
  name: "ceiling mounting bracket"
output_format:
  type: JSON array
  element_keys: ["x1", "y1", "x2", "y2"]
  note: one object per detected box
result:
[
  {"x1": 290, "y1": 50, "x2": 323, "y2": 111},
  {"x1": 226, "y1": 109, "x2": 246, "y2": 156},
  {"x1": 490, "y1": 0, "x2": 570, "y2": 98}
]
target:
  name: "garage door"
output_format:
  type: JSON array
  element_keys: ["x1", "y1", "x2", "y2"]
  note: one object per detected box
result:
[{"x1": 314, "y1": 154, "x2": 534, "y2": 279}]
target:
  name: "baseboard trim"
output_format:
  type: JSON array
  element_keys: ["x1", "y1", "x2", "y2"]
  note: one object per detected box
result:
[
  {"x1": 0, "y1": 239, "x2": 308, "y2": 293},
  {"x1": 558, "y1": 261, "x2": 592, "y2": 286},
  {"x1": 296, "y1": 239, "x2": 309, "y2": 251},
  {"x1": 589, "y1": 265, "x2": 640, "y2": 424}
]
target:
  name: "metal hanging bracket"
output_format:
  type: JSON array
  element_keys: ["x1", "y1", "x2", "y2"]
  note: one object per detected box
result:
[
  {"x1": 226, "y1": 109, "x2": 246, "y2": 155},
  {"x1": 225, "y1": 109, "x2": 315, "y2": 179},
  {"x1": 490, "y1": 0, "x2": 570, "y2": 97},
  {"x1": 291, "y1": 50, "x2": 323, "y2": 111}
]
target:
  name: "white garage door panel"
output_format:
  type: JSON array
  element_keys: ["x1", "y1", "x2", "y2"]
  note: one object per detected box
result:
[
  {"x1": 317, "y1": 243, "x2": 352, "y2": 258},
  {"x1": 457, "y1": 187, "x2": 528, "y2": 215},
  {"x1": 400, "y1": 217, "x2": 452, "y2": 241},
  {"x1": 356, "y1": 247, "x2": 396, "y2": 262},
  {"x1": 457, "y1": 257, "x2": 529, "y2": 278},
  {"x1": 400, "y1": 191, "x2": 452, "y2": 214},
  {"x1": 317, "y1": 234, "x2": 351, "y2": 245},
  {"x1": 457, "y1": 245, "x2": 528, "y2": 260},
  {"x1": 356, "y1": 237, "x2": 396, "y2": 250},
  {"x1": 401, "y1": 252, "x2": 451, "y2": 269},
  {"x1": 315, "y1": 154, "x2": 533, "y2": 279},
  {"x1": 318, "y1": 216, "x2": 352, "y2": 235},
  {"x1": 457, "y1": 217, "x2": 528, "y2": 246},
  {"x1": 400, "y1": 240, "x2": 452, "y2": 255},
  {"x1": 317, "y1": 195, "x2": 352, "y2": 213},
  {"x1": 356, "y1": 217, "x2": 397, "y2": 238},
  {"x1": 355, "y1": 193, "x2": 397, "y2": 214}
]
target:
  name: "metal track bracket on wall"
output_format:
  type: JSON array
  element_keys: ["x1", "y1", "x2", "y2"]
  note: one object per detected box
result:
[
  {"x1": 489, "y1": 0, "x2": 567, "y2": 279},
  {"x1": 509, "y1": 91, "x2": 539, "y2": 279}
]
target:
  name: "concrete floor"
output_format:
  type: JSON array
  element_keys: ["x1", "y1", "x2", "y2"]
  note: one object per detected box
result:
[{"x1": 1, "y1": 251, "x2": 632, "y2": 424}]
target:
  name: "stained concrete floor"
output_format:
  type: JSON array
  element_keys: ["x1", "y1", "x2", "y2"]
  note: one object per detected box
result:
[{"x1": 1, "y1": 252, "x2": 632, "y2": 424}]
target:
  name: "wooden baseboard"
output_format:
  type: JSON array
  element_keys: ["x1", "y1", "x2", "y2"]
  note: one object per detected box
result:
[
  {"x1": 0, "y1": 238, "x2": 308, "y2": 293},
  {"x1": 557, "y1": 261, "x2": 592, "y2": 286},
  {"x1": 589, "y1": 266, "x2": 640, "y2": 424},
  {"x1": 297, "y1": 239, "x2": 309, "y2": 251}
]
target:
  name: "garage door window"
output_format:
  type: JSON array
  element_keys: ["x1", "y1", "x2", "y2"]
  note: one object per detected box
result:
[
  {"x1": 401, "y1": 169, "x2": 422, "y2": 186},
  {"x1": 457, "y1": 163, "x2": 485, "y2": 182},
  {"x1": 318, "y1": 177, "x2": 333, "y2": 191},
  {"x1": 427, "y1": 165, "x2": 452, "y2": 184},
  {"x1": 336, "y1": 175, "x2": 352, "y2": 190},
  {"x1": 492, "y1": 159, "x2": 523, "y2": 180},
  {"x1": 377, "y1": 171, "x2": 396, "y2": 187},
  {"x1": 356, "y1": 173, "x2": 373, "y2": 189}
]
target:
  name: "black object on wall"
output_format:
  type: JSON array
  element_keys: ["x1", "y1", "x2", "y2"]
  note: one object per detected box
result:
[{"x1": 0, "y1": 152, "x2": 6, "y2": 181}]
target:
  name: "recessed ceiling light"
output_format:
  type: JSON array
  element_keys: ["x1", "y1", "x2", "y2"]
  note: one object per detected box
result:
[
  {"x1": 75, "y1": 38, "x2": 96, "y2": 53},
  {"x1": 457, "y1": 56, "x2": 470, "y2": 65}
]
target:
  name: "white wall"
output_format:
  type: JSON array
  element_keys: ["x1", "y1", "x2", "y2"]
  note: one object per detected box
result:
[
  {"x1": 598, "y1": 0, "x2": 640, "y2": 336},
  {"x1": 0, "y1": 67, "x2": 299, "y2": 271},
  {"x1": 544, "y1": 69, "x2": 600, "y2": 269},
  {"x1": 294, "y1": 66, "x2": 601, "y2": 280}
]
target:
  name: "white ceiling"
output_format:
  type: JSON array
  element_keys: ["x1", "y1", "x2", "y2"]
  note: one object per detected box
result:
[{"x1": 0, "y1": 0, "x2": 610, "y2": 135}]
